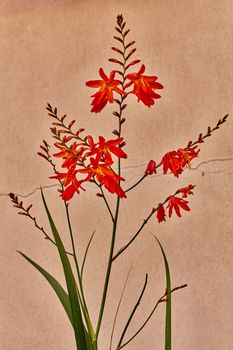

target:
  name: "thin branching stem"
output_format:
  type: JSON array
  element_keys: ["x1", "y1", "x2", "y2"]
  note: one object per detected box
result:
[
  {"x1": 112, "y1": 189, "x2": 180, "y2": 261},
  {"x1": 98, "y1": 184, "x2": 114, "y2": 222},
  {"x1": 81, "y1": 231, "x2": 96, "y2": 281},
  {"x1": 115, "y1": 284, "x2": 187, "y2": 350},
  {"x1": 125, "y1": 174, "x2": 148, "y2": 193},
  {"x1": 110, "y1": 265, "x2": 132, "y2": 350},
  {"x1": 117, "y1": 274, "x2": 148, "y2": 349},
  {"x1": 96, "y1": 16, "x2": 128, "y2": 339}
]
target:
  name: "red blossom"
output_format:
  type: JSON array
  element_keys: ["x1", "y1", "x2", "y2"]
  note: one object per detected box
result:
[
  {"x1": 86, "y1": 136, "x2": 127, "y2": 163},
  {"x1": 159, "y1": 151, "x2": 183, "y2": 178},
  {"x1": 159, "y1": 146, "x2": 200, "y2": 178},
  {"x1": 53, "y1": 143, "x2": 85, "y2": 168},
  {"x1": 51, "y1": 167, "x2": 86, "y2": 201},
  {"x1": 167, "y1": 196, "x2": 190, "y2": 217},
  {"x1": 179, "y1": 184, "x2": 195, "y2": 198},
  {"x1": 125, "y1": 64, "x2": 163, "y2": 106},
  {"x1": 145, "y1": 160, "x2": 157, "y2": 175},
  {"x1": 79, "y1": 157, "x2": 126, "y2": 198},
  {"x1": 86, "y1": 68, "x2": 125, "y2": 113},
  {"x1": 157, "y1": 204, "x2": 166, "y2": 223},
  {"x1": 177, "y1": 146, "x2": 200, "y2": 168}
]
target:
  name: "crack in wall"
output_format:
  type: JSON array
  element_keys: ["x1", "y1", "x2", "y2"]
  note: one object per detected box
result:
[{"x1": 1, "y1": 157, "x2": 233, "y2": 199}]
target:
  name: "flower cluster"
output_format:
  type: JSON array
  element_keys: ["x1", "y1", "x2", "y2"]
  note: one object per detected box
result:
[
  {"x1": 144, "y1": 146, "x2": 200, "y2": 178},
  {"x1": 159, "y1": 146, "x2": 200, "y2": 177},
  {"x1": 156, "y1": 184, "x2": 195, "y2": 223},
  {"x1": 38, "y1": 107, "x2": 128, "y2": 201},
  {"x1": 86, "y1": 65, "x2": 164, "y2": 113},
  {"x1": 50, "y1": 135, "x2": 127, "y2": 201}
]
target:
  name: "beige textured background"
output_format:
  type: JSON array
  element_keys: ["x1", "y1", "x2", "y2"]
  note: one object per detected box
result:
[{"x1": 1, "y1": 1, "x2": 233, "y2": 349}]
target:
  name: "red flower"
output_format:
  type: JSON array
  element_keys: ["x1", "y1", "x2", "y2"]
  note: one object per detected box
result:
[
  {"x1": 159, "y1": 146, "x2": 200, "y2": 178},
  {"x1": 179, "y1": 184, "x2": 195, "y2": 198},
  {"x1": 51, "y1": 167, "x2": 85, "y2": 201},
  {"x1": 145, "y1": 160, "x2": 157, "y2": 175},
  {"x1": 86, "y1": 136, "x2": 127, "y2": 163},
  {"x1": 177, "y1": 146, "x2": 200, "y2": 169},
  {"x1": 157, "y1": 204, "x2": 166, "y2": 223},
  {"x1": 86, "y1": 68, "x2": 125, "y2": 113},
  {"x1": 167, "y1": 196, "x2": 190, "y2": 217},
  {"x1": 125, "y1": 64, "x2": 163, "y2": 106},
  {"x1": 159, "y1": 151, "x2": 183, "y2": 178},
  {"x1": 79, "y1": 158, "x2": 126, "y2": 198},
  {"x1": 53, "y1": 142, "x2": 85, "y2": 168}
]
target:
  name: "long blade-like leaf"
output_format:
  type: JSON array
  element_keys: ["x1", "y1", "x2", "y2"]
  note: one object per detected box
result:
[
  {"x1": 18, "y1": 251, "x2": 73, "y2": 325},
  {"x1": 153, "y1": 235, "x2": 171, "y2": 350},
  {"x1": 41, "y1": 189, "x2": 87, "y2": 350}
]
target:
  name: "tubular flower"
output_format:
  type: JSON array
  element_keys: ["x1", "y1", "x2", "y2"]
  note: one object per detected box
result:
[
  {"x1": 86, "y1": 136, "x2": 127, "y2": 163},
  {"x1": 167, "y1": 196, "x2": 190, "y2": 217},
  {"x1": 177, "y1": 146, "x2": 200, "y2": 169},
  {"x1": 79, "y1": 158, "x2": 126, "y2": 198},
  {"x1": 179, "y1": 184, "x2": 195, "y2": 198},
  {"x1": 53, "y1": 143, "x2": 85, "y2": 168},
  {"x1": 145, "y1": 160, "x2": 157, "y2": 175},
  {"x1": 159, "y1": 146, "x2": 200, "y2": 178},
  {"x1": 125, "y1": 64, "x2": 164, "y2": 106},
  {"x1": 157, "y1": 204, "x2": 166, "y2": 223},
  {"x1": 51, "y1": 167, "x2": 86, "y2": 201},
  {"x1": 86, "y1": 68, "x2": 125, "y2": 113},
  {"x1": 159, "y1": 151, "x2": 183, "y2": 178}
]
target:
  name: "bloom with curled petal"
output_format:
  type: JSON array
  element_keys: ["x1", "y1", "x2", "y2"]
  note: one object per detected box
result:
[
  {"x1": 159, "y1": 146, "x2": 200, "y2": 178},
  {"x1": 53, "y1": 142, "x2": 85, "y2": 168},
  {"x1": 157, "y1": 204, "x2": 166, "y2": 223},
  {"x1": 177, "y1": 146, "x2": 200, "y2": 169},
  {"x1": 51, "y1": 167, "x2": 86, "y2": 201},
  {"x1": 86, "y1": 136, "x2": 127, "y2": 163},
  {"x1": 179, "y1": 184, "x2": 195, "y2": 198},
  {"x1": 125, "y1": 64, "x2": 164, "y2": 106},
  {"x1": 79, "y1": 158, "x2": 126, "y2": 198},
  {"x1": 86, "y1": 68, "x2": 125, "y2": 113},
  {"x1": 167, "y1": 196, "x2": 190, "y2": 217},
  {"x1": 145, "y1": 160, "x2": 157, "y2": 175},
  {"x1": 159, "y1": 151, "x2": 183, "y2": 178}
]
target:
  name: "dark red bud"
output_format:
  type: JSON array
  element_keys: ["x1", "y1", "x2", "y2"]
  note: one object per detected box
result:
[{"x1": 114, "y1": 36, "x2": 123, "y2": 43}]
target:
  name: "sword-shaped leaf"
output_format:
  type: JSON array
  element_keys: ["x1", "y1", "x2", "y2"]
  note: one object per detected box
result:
[
  {"x1": 41, "y1": 189, "x2": 88, "y2": 350},
  {"x1": 153, "y1": 236, "x2": 171, "y2": 350},
  {"x1": 18, "y1": 251, "x2": 73, "y2": 325}
]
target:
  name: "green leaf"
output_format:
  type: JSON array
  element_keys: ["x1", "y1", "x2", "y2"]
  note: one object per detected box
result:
[
  {"x1": 18, "y1": 251, "x2": 73, "y2": 325},
  {"x1": 153, "y1": 236, "x2": 171, "y2": 350},
  {"x1": 41, "y1": 189, "x2": 88, "y2": 350}
]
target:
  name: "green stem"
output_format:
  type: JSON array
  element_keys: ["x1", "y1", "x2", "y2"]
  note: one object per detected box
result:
[
  {"x1": 96, "y1": 196, "x2": 121, "y2": 338},
  {"x1": 99, "y1": 185, "x2": 114, "y2": 222},
  {"x1": 96, "y1": 17, "x2": 128, "y2": 340},
  {"x1": 125, "y1": 174, "x2": 148, "y2": 193},
  {"x1": 112, "y1": 189, "x2": 180, "y2": 261},
  {"x1": 112, "y1": 207, "x2": 155, "y2": 261},
  {"x1": 117, "y1": 274, "x2": 148, "y2": 348},
  {"x1": 115, "y1": 284, "x2": 187, "y2": 350}
]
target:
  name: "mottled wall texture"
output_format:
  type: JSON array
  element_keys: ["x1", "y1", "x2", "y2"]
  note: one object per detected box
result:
[{"x1": 1, "y1": 1, "x2": 233, "y2": 349}]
